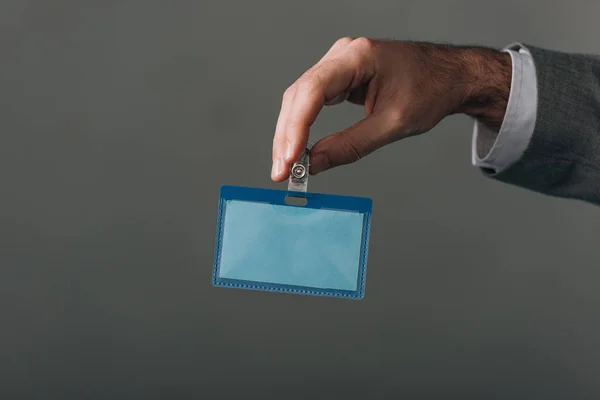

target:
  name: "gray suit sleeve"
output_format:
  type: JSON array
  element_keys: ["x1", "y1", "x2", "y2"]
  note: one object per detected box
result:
[{"x1": 484, "y1": 44, "x2": 600, "y2": 205}]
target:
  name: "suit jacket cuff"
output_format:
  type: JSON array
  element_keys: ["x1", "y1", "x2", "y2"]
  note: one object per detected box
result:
[
  {"x1": 472, "y1": 44, "x2": 538, "y2": 173},
  {"x1": 485, "y1": 44, "x2": 600, "y2": 204}
]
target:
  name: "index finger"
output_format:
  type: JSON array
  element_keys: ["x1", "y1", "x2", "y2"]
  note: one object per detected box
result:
[{"x1": 271, "y1": 43, "x2": 370, "y2": 181}]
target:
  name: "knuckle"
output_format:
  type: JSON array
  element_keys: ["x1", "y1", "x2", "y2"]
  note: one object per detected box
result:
[
  {"x1": 282, "y1": 84, "x2": 298, "y2": 103},
  {"x1": 287, "y1": 114, "x2": 307, "y2": 130},
  {"x1": 297, "y1": 74, "x2": 323, "y2": 97},
  {"x1": 350, "y1": 37, "x2": 375, "y2": 54},
  {"x1": 287, "y1": 118, "x2": 302, "y2": 129},
  {"x1": 386, "y1": 108, "x2": 417, "y2": 136},
  {"x1": 387, "y1": 107, "x2": 406, "y2": 125},
  {"x1": 334, "y1": 36, "x2": 354, "y2": 48}
]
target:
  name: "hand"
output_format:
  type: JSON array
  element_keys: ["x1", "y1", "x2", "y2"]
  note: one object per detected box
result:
[{"x1": 271, "y1": 38, "x2": 512, "y2": 180}]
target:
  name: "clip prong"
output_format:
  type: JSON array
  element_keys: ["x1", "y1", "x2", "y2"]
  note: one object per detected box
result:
[{"x1": 287, "y1": 148, "x2": 310, "y2": 197}]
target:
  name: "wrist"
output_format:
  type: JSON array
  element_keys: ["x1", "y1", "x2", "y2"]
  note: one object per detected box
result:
[{"x1": 455, "y1": 48, "x2": 512, "y2": 131}]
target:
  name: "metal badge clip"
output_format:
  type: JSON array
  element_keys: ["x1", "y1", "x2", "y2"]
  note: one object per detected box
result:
[{"x1": 287, "y1": 148, "x2": 310, "y2": 198}]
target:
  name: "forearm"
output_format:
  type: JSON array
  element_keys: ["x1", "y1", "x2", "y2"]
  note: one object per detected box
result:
[
  {"x1": 449, "y1": 46, "x2": 512, "y2": 131},
  {"x1": 404, "y1": 42, "x2": 512, "y2": 131}
]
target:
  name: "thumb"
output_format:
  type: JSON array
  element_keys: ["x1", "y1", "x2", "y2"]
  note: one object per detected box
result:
[{"x1": 310, "y1": 113, "x2": 398, "y2": 175}]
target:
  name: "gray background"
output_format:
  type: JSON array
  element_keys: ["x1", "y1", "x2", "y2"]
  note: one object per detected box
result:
[{"x1": 1, "y1": 0, "x2": 600, "y2": 398}]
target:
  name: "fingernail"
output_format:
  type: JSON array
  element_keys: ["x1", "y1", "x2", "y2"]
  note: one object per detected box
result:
[
  {"x1": 310, "y1": 153, "x2": 328, "y2": 175},
  {"x1": 271, "y1": 158, "x2": 283, "y2": 178},
  {"x1": 284, "y1": 141, "x2": 294, "y2": 161}
]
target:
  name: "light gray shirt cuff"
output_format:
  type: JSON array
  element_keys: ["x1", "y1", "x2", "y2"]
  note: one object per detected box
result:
[{"x1": 471, "y1": 44, "x2": 538, "y2": 173}]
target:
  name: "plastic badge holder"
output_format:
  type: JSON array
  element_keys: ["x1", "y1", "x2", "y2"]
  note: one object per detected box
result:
[{"x1": 212, "y1": 149, "x2": 372, "y2": 299}]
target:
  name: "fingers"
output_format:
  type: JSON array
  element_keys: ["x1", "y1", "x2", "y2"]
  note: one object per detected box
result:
[
  {"x1": 271, "y1": 60, "x2": 356, "y2": 181},
  {"x1": 271, "y1": 37, "x2": 376, "y2": 181},
  {"x1": 310, "y1": 113, "x2": 398, "y2": 175},
  {"x1": 271, "y1": 86, "x2": 297, "y2": 179},
  {"x1": 318, "y1": 36, "x2": 355, "y2": 63}
]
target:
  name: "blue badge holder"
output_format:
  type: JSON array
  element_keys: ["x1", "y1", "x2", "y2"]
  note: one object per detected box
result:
[{"x1": 212, "y1": 149, "x2": 372, "y2": 299}]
